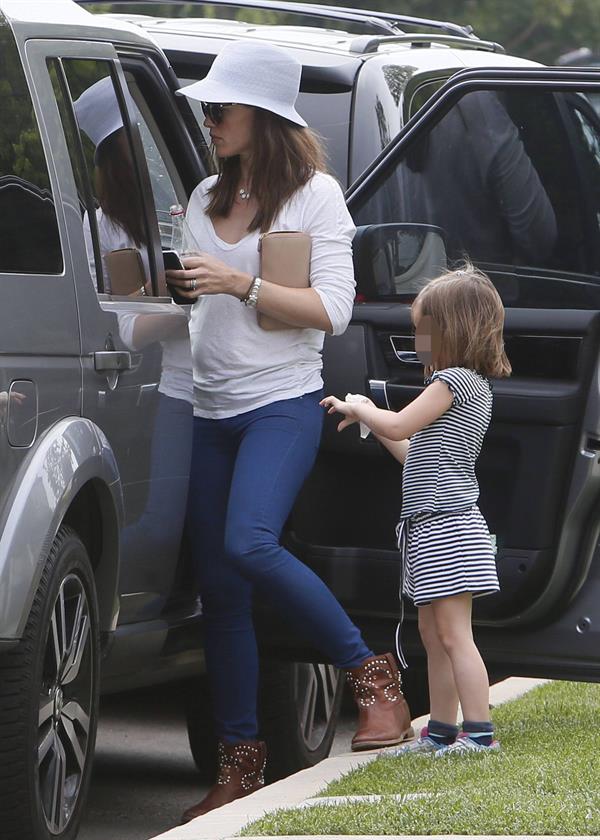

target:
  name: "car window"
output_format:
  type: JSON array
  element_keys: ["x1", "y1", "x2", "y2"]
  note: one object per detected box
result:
[
  {"x1": 124, "y1": 72, "x2": 187, "y2": 248},
  {"x1": 296, "y1": 90, "x2": 352, "y2": 186},
  {"x1": 47, "y1": 57, "x2": 158, "y2": 297},
  {"x1": 180, "y1": 79, "x2": 351, "y2": 187},
  {"x1": 405, "y1": 75, "x2": 453, "y2": 121},
  {"x1": 353, "y1": 87, "x2": 600, "y2": 308},
  {"x1": 0, "y1": 19, "x2": 62, "y2": 275}
]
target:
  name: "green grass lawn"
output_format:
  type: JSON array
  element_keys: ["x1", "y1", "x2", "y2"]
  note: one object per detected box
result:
[{"x1": 243, "y1": 680, "x2": 600, "y2": 835}]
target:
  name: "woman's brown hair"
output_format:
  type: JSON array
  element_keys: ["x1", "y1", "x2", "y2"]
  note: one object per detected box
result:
[
  {"x1": 413, "y1": 263, "x2": 512, "y2": 378},
  {"x1": 206, "y1": 107, "x2": 327, "y2": 232},
  {"x1": 95, "y1": 129, "x2": 147, "y2": 247}
]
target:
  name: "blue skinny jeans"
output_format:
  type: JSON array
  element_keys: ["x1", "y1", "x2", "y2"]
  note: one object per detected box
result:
[{"x1": 187, "y1": 390, "x2": 373, "y2": 743}]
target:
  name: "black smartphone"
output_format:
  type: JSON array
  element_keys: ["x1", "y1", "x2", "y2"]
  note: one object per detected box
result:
[
  {"x1": 163, "y1": 249, "x2": 189, "y2": 304},
  {"x1": 163, "y1": 249, "x2": 185, "y2": 271}
]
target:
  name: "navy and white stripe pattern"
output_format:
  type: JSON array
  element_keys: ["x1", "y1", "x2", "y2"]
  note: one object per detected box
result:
[
  {"x1": 403, "y1": 507, "x2": 498, "y2": 606},
  {"x1": 398, "y1": 367, "x2": 499, "y2": 607},
  {"x1": 401, "y1": 367, "x2": 492, "y2": 519}
]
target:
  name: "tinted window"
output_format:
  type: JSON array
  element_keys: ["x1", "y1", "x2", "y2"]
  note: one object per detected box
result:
[
  {"x1": 405, "y1": 76, "x2": 452, "y2": 121},
  {"x1": 180, "y1": 79, "x2": 351, "y2": 187},
  {"x1": 49, "y1": 58, "x2": 156, "y2": 297},
  {"x1": 353, "y1": 87, "x2": 600, "y2": 308},
  {"x1": 124, "y1": 72, "x2": 186, "y2": 249},
  {"x1": 0, "y1": 16, "x2": 62, "y2": 274},
  {"x1": 296, "y1": 91, "x2": 351, "y2": 186}
]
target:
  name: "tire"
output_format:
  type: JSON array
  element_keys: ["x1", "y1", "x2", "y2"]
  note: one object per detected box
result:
[
  {"x1": 184, "y1": 675, "x2": 218, "y2": 785},
  {"x1": 185, "y1": 661, "x2": 344, "y2": 784},
  {"x1": 0, "y1": 526, "x2": 100, "y2": 840},
  {"x1": 259, "y1": 661, "x2": 343, "y2": 783}
]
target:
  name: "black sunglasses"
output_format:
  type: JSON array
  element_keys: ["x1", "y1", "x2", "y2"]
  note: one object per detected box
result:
[{"x1": 200, "y1": 102, "x2": 236, "y2": 124}]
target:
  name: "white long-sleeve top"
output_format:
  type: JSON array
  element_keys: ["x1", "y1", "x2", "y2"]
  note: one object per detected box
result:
[{"x1": 186, "y1": 172, "x2": 356, "y2": 419}]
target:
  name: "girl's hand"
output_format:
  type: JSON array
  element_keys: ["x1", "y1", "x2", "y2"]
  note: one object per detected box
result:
[
  {"x1": 166, "y1": 253, "x2": 251, "y2": 301},
  {"x1": 319, "y1": 395, "x2": 360, "y2": 432}
]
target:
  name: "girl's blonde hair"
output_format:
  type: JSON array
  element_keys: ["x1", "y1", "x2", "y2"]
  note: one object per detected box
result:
[{"x1": 413, "y1": 263, "x2": 512, "y2": 378}]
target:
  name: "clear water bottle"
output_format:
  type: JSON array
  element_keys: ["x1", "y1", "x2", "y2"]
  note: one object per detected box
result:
[
  {"x1": 167, "y1": 203, "x2": 189, "y2": 304},
  {"x1": 169, "y1": 203, "x2": 186, "y2": 254}
]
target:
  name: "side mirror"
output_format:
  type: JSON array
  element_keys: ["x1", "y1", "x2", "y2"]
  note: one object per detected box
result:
[{"x1": 353, "y1": 223, "x2": 447, "y2": 299}]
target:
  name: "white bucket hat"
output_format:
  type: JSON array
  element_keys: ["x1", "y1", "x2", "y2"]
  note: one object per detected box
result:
[
  {"x1": 176, "y1": 40, "x2": 307, "y2": 127},
  {"x1": 73, "y1": 76, "x2": 124, "y2": 149}
]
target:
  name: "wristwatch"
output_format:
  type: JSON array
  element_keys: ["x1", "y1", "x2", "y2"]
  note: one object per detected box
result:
[{"x1": 243, "y1": 276, "x2": 262, "y2": 308}]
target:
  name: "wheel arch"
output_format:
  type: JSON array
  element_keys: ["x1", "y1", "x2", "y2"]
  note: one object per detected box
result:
[
  {"x1": 62, "y1": 476, "x2": 121, "y2": 635},
  {"x1": 0, "y1": 417, "x2": 124, "y2": 641}
]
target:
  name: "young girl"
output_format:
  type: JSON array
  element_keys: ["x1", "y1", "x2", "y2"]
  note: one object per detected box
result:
[{"x1": 320, "y1": 264, "x2": 511, "y2": 756}]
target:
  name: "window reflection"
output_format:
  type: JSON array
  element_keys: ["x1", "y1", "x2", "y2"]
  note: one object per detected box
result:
[{"x1": 0, "y1": 19, "x2": 62, "y2": 274}]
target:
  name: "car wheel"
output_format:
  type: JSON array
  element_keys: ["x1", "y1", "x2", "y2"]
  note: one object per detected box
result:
[
  {"x1": 184, "y1": 675, "x2": 218, "y2": 785},
  {"x1": 259, "y1": 660, "x2": 344, "y2": 783},
  {"x1": 185, "y1": 661, "x2": 344, "y2": 785},
  {"x1": 0, "y1": 526, "x2": 100, "y2": 840}
]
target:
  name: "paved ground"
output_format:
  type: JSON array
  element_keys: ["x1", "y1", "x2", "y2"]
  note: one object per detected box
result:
[{"x1": 79, "y1": 683, "x2": 356, "y2": 840}]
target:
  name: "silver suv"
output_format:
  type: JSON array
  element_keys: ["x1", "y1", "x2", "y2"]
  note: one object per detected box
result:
[
  {"x1": 0, "y1": 4, "x2": 334, "y2": 839},
  {"x1": 3, "y1": 3, "x2": 600, "y2": 840}
]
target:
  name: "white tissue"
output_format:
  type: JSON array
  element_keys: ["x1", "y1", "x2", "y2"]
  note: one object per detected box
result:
[{"x1": 345, "y1": 393, "x2": 371, "y2": 439}]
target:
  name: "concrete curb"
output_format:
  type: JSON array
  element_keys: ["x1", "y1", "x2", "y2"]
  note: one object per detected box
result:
[{"x1": 149, "y1": 677, "x2": 549, "y2": 840}]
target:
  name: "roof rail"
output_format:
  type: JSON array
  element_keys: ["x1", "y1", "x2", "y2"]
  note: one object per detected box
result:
[
  {"x1": 350, "y1": 33, "x2": 505, "y2": 55},
  {"x1": 76, "y1": 0, "x2": 477, "y2": 39}
]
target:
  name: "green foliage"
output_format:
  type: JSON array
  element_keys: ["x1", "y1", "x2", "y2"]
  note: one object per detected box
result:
[
  {"x1": 243, "y1": 680, "x2": 600, "y2": 836},
  {"x1": 86, "y1": 2, "x2": 223, "y2": 17},
  {"x1": 83, "y1": 0, "x2": 600, "y2": 63},
  {"x1": 319, "y1": 0, "x2": 600, "y2": 64}
]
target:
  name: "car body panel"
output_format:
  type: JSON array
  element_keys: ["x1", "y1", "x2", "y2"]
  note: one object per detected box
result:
[
  {"x1": 0, "y1": 3, "x2": 199, "y2": 653},
  {"x1": 1, "y1": 0, "x2": 163, "y2": 48},
  {"x1": 324, "y1": 67, "x2": 600, "y2": 675},
  {"x1": 27, "y1": 37, "x2": 195, "y2": 626},
  {"x1": 0, "y1": 417, "x2": 122, "y2": 640}
]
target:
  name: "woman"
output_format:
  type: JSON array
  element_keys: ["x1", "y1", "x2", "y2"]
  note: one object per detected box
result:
[{"x1": 168, "y1": 40, "x2": 413, "y2": 822}]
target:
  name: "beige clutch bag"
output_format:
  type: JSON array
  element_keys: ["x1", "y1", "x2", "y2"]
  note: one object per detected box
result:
[
  {"x1": 257, "y1": 230, "x2": 312, "y2": 330},
  {"x1": 104, "y1": 247, "x2": 146, "y2": 296}
]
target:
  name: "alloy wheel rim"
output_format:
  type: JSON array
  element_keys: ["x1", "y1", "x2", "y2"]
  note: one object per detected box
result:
[
  {"x1": 295, "y1": 663, "x2": 340, "y2": 751},
  {"x1": 38, "y1": 573, "x2": 93, "y2": 835}
]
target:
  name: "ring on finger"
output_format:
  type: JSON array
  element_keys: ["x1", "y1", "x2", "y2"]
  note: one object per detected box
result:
[{"x1": 191, "y1": 278, "x2": 197, "y2": 291}]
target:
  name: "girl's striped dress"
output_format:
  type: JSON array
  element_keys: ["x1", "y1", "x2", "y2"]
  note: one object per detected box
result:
[{"x1": 398, "y1": 366, "x2": 499, "y2": 607}]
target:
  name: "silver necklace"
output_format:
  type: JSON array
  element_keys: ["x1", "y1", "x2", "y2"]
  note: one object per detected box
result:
[{"x1": 238, "y1": 186, "x2": 251, "y2": 201}]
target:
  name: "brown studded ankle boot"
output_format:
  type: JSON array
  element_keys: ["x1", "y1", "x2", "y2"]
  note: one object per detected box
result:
[
  {"x1": 346, "y1": 652, "x2": 414, "y2": 751},
  {"x1": 180, "y1": 739, "x2": 266, "y2": 823}
]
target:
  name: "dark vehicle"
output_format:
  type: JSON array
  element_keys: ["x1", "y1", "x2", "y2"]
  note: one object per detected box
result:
[
  {"x1": 558, "y1": 47, "x2": 600, "y2": 116},
  {"x1": 85, "y1": 0, "x2": 540, "y2": 188},
  {"x1": 2, "y1": 2, "x2": 600, "y2": 839}
]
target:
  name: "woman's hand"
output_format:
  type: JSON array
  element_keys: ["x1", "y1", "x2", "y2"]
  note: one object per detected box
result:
[
  {"x1": 166, "y1": 253, "x2": 251, "y2": 301},
  {"x1": 319, "y1": 395, "x2": 361, "y2": 432}
]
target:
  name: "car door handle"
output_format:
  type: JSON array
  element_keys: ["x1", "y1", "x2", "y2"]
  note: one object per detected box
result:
[
  {"x1": 94, "y1": 351, "x2": 132, "y2": 372},
  {"x1": 394, "y1": 350, "x2": 421, "y2": 365},
  {"x1": 389, "y1": 336, "x2": 421, "y2": 365},
  {"x1": 368, "y1": 379, "x2": 391, "y2": 409}
]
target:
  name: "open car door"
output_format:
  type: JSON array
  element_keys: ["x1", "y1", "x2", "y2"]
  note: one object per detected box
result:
[{"x1": 291, "y1": 68, "x2": 600, "y2": 683}]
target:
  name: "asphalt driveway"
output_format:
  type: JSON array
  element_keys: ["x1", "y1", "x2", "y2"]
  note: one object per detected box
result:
[{"x1": 79, "y1": 682, "x2": 355, "y2": 840}]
